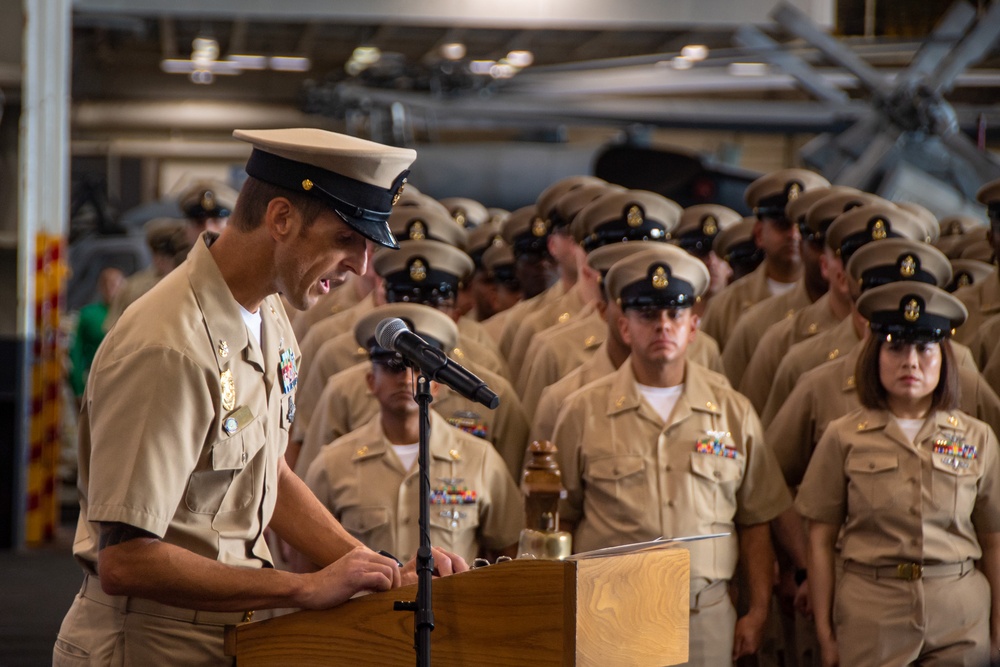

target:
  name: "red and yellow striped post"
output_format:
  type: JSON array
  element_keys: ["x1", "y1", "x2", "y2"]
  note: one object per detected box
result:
[{"x1": 26, "y1": 233, "x2": 67, "y2": 545}]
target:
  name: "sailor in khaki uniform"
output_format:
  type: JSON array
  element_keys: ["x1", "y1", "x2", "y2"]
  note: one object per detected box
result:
[
  {"x1": 463, "y1": 218, "x2": 506, "y2": 322},
  {"x1": 760, "y1": 203, "x2": 933, "y2": 425},
  {"x1": 721, "y1": 186, "x2": 842, "y2": 388},
  {"x1": 700, "y1": 169, "x2": 829, "y2": 351},
  {"x1": 551, "y1": 244, "x2": 791, "y2": 666},
  {"x1": 304, "y1": 304, "x2": 523, "y2": 566},
  {"x1": 505, "y1": 182, "x2": 628, "y2": 388},
  {"x1": 738, "y1": 190, "x2": 890, "y2": 411},
  {"x1": 478, "y1": 241, "x2": 523, "y2": 342},
  {"x1": 103, "y1": 218, "x2": 190, "y2": 332},
  {"x1": 953, "y1": 177, "x2": 1000, "y2": 345},
  {"x1": 796, "y1": 282, "x2": 1000, "y2": 667},
  {"x1": 295, "y1": 248, "x2": 530, "y2": 482},
  {"x1": 517, "y1": 190, "x2": 685, "y2": 408},
  {"x1": 714, "y1": 216, "x2": 764, "y2": 282},
  {"x1": 488, "y1": 205, "x2": 561, "y2": 357},
  {"x1": 176, "y1": 179, "x2": 238, "y2": 246},
  {"x1": 55, "y1": 128, "x2": 469, "y2": 666},
  {"x1": 672, "y1": 203, "x2": 742, "y2": 314}
]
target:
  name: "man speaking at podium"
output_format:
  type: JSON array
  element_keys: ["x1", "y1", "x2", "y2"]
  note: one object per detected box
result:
[{"x1": 54, "y1": 128, "x2": 467, "y2": 666}]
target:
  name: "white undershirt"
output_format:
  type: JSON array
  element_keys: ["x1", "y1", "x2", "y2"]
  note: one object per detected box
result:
[
  {"x1": 239, "y1": 304, "x2": 262, "y2": 347},
  {"x1": 392, "y1": 443, "x2": 420, "y2": 471},
  {"x1": 637, "y1": 383, "x2": 685, "y2": 423},
  {"x1": 894, "y1": 417, "x2": 925, "y2": 444},
  {"x1": 767, "y1": 277, "x2": 798, "y2": 297}
]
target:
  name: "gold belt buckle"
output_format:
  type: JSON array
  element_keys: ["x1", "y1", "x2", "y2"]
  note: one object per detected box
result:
[
  {"x1": 242, "y1": 610, "x2": 255, "y2": 622},
  {"x1": 897, "y1": 563, "x2": 922, "y2": 580}
]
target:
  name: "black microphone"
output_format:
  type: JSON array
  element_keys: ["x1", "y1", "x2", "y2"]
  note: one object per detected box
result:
[{"x1": 375, "y1": 317, "x2": 500, "y2": 410}]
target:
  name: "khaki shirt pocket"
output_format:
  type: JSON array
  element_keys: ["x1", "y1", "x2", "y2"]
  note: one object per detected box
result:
[
  {"x1": 845, "y1": 451, "x2": 899, "y2": 511},
  {"x1": 930, "y1": 454, "x2": 978, "y2": 519},
  {"x1": 689, "y1": 452, "x2": 743, "y2": 522},
  {"x1": 186, "y1": 417, "x2": 266, "y2": 515},
  {"x1": 584, "y1": 455, "x2": 649, "y2": 522},
  {"x1": 341, "y1": 506, "x2": 392, "y2": 546}
]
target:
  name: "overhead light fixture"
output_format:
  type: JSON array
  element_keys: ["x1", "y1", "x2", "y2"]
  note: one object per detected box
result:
[
  {"x1": 490, "y1": 62, "x2": 517, "y2": 79},
  {"x1": 506, "y1": 50, "x2": 534, "y2": 68},
  {"x1": 269, "y1": 56, "x2": 311, "y2": 72},
  {"x1": 228, "y1": 54, "x2": 267, "y2": 70},
  {"x1": 440, "y1": 42, "x2": 466, "y2": 61},
  {"x1": 729, "y1": 62, "x2": 769, "y2": 76},
  {"x1": 470, "y1": 60, "x2": 495, "y2": 75},
  {"x1": 670, "y1": 56, "x2": 694, "y2": 70},
  {"x1": 681, "y1": 44, "x2": 708, "y2": 61}
]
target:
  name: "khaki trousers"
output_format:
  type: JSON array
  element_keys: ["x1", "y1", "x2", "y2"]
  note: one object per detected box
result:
[
  {"x1": 53, "y1": 576, "x2": 242, "y2": 666},
  {"x1": 834, "y1": 565, "x2": 990, "y2": 667}
]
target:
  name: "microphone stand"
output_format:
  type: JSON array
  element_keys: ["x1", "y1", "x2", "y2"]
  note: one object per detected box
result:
[{"x1": 393, "y1": 369, "x2": 434, "y2": 666}]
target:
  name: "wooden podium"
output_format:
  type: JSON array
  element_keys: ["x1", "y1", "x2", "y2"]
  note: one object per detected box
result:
[{"x1": 225, "y1": 547, "x2": 689, "y2": 666}]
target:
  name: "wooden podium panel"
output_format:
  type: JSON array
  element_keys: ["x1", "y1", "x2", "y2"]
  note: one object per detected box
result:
[{"x1": 225, "y1": 547, "x2": 689, "y2": 666}]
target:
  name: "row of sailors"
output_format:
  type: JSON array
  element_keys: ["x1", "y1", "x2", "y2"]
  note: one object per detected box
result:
[{"x1": 284, "y1": 169, "x2": 1000, "y2": 666}]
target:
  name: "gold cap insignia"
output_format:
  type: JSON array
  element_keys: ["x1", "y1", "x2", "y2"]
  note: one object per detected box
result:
[
  {"x1": 409, "y1": 259, "x2": 427, "y2": 282},
  {"x1": 220, "y1": 369, "x2": 236, "y2": 411},
  {"x1": 453, "y1": 209, "x2": 467, "y2": 227},
  {"x1": 871, "y1": 219, "x2": 888, "y2": 240},
  {"x1": 787, "y1": 182, "x2": 801, "y2": 200},
  {"x1": 904, "y1": 298, "x2": 920, "y2": 322},
  {"x1": 201, "y1": 191, "x2": 216, "y2": 210},
  {"x1": 301, "y1": 179, "x2": 314, "y2": 191},
  {"x1": 531, "y1": 217, "x2": 548, "y2": 237},
  {"x1": 391, "y1": 178, "x2": 407, "y2": 206},
  {"x1": 626, "y1": 205, "x2": 644, "y2": 228},
  {"x1": 949, "y1": 220, "x2": 962, "y2": 235},
  {"x1": 490, "y1": 235, "x2": 504, "y2": 248},
  {"x1": 900, "y1": 255, "x2": 916, "y2": 278},
  {"x1": 702, "y1": 215, "x2": 718, "y2": 236},
  {"x1": 957, "y1": 273, "x2": 972, "y2": 288},
  {"x1": 652, "y1": 266, "x2": 669, "y2": 289},
  {"x1": 409, "y1": 220, "x2": 426, "y2": 240},
  {"x1": 218, "y1": 339, "x2": 229, "y2": 358}
]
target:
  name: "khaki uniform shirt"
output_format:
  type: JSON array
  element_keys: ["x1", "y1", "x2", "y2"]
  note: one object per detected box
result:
[
  {"x1": 796, "y1": 407, "x2": 1000, "y2": 565},
  {"x1": 291, "y1": 274, "x2": 364, "y2": 341},
  {"x1": 699, "y1": 263, "x2": 774, "y2": 351},
  {"x1": 519, "y1": 306, "x2": 605, "y2": 415},
  {"x1": 552, "y1": 360, "x2": 791, "y2": 581},
  {"x1": 304, "y1": 410, "x2": 524, "y2": 564},
  {"x1": 481, "y1": 308, "x2": 511, "y2": 345},
  {"x1": 722, "y1": 280, "x2": 812, "y2": 388},
  {"x1": 953, "y1": 275, "x2": 1000, "y2": 346},
  {"x1": 498, "y1": 282, "x2": 566, "y2": 358},
  {"x1": 761, "y1": 317, "x2": 862, "y2": 426},
  {"x1": 102, "y1": 267, "x2": 162, "y2": 333},
  {"x1": 739, "y1": 293, "x2": 844, "y2": 413},
  {"x1": 767, "y1": 345, "x2": 1000, "y2": 488},
  {"x1": 530, "y1": 342, "x2": 618, "y2": 448},
  {"x1": 74, "y1": 234, "x2": 296, "y2": 571},
  {"x1": 297, "y1": 362, "x2": 530, "y2": 481},
  {"x1": 294, "y1": 292, "x2": 376, "y2": 416},
  {"x1": 508, "y1": 282, "x2": 588, "y2": 388}
]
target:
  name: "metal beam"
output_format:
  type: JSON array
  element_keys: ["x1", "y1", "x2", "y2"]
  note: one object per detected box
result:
[{"x1": 73, "y1": 0, "x2": 835, "y2": 29}]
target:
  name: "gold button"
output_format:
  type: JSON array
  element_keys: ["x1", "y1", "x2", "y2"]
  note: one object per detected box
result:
[
  {"x1": 558, "y1": 312, "x2": 570, "y2": 324},
  {"x1": 584, "y1": 335, "x2": 597, "y2": 346},
  {"x1": 615, "y1": 396, "x2": 626, "y2": 407},
  {"x1": 857, "y1": 421, "x2": 867, "y2": 431},
  {"x1": 706, "y1": 402, "x2": 716, "y2": 411},
  {"x1": 302, "y1": 179, "x2": 314, "y2": 191},
  {"x1": 847, "y1": 376, "x2": 855, "y2": 388},
  {"x1": 948, "y1": 416, "x2": 959, "y2": 426},
  {"x1": 449, "y1": 449, "x2": 461, "y2": 460},
  {"x1": 807, "y1": 323, "x2": 818, "y2": 334},
  {"x1": 356, "y1": 446, "x2": 369, "y2": 457},
  {"x1": 828, "y1": 349, "x2": 840, "y2": 360}
]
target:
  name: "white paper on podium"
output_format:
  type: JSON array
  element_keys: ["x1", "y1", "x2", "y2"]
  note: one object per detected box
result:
[{"x1": 567, "y1": 533, "x2": 731, "y2": 560}]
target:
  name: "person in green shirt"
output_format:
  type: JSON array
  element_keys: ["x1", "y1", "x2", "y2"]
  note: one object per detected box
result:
[{"x1": 69, "y1": 266, "x2": 124, "y2": 400}]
